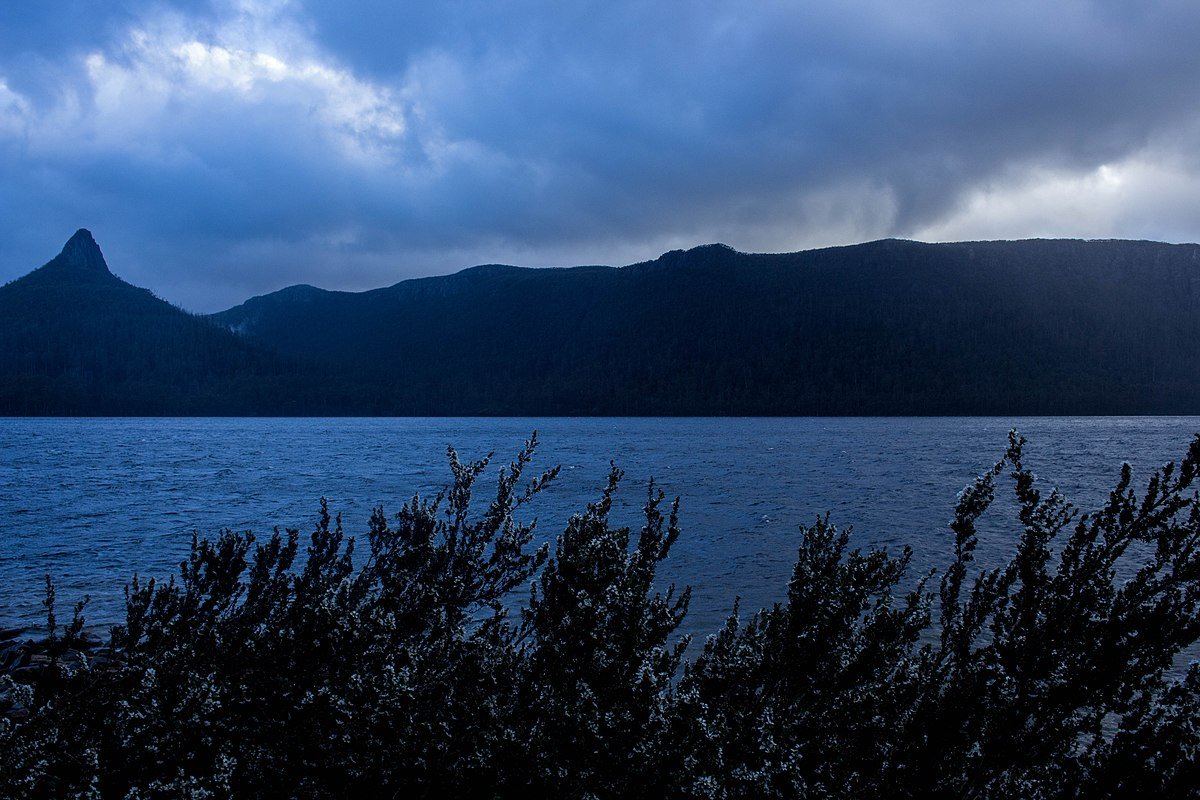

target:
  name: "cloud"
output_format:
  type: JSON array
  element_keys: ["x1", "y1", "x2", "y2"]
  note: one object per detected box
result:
[
  {"x1": 914, "y1": 147, "x2": 1200, "y2": 245},
  {"x1": 18, "y1": 1, "x2": 410, "y2": 164},
  {"x1": 2, "y1": 0, "x2": 1200, "y2": 311}
]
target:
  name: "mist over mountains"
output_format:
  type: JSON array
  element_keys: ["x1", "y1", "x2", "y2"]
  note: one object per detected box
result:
[{"x1": 4, "y1": 230, "x2": 1200, "y2": 416}]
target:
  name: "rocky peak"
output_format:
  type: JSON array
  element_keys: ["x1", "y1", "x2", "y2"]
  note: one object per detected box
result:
[{"x1": 54, "y1": 229, "x2": 110, "y2": 274}]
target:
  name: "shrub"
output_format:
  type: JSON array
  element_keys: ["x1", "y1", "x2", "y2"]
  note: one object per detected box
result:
[{"x1": 2, "y1": 431, "x2": 1200, "y2": 797}]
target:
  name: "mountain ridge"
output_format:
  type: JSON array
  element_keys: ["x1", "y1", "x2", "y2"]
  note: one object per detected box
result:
[
  {"x1": 0, "y1": 231, "x2": 365, "y2": 415},
  {"x1": 217, "y1": 236, "x2": 1200, "y2": 312},
  {"x1": 210, "y1": 235, "x2": 1200, "y2": 415},
  {"x1": 5, "y1": 231, "x2": 1200, "y2": 415}
]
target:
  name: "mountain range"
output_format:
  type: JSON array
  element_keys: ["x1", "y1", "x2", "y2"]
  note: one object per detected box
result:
[
  {"x1": 0, "y1": 230, "x2": 357, "y2": 415},
  {"x1": 4, "y1": 229, "x2": 1200, "y2": 415}
]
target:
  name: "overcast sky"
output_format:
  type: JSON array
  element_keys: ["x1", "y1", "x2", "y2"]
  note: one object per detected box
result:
[{"x1": 3, "y1": 0, "x2": 1200, "y2": 311}]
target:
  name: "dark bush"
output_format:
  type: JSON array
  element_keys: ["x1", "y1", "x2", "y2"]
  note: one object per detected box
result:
[{"x1": 3, "y1": 431, "x2": 1200, "y2": 798}]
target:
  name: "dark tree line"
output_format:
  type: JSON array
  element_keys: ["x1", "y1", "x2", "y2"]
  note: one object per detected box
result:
[{"x1": 3, "y1": 432, "x2": 1200, "y2": 797}]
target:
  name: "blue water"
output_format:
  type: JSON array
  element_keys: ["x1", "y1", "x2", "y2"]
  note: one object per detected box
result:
[{"x1": 1, "y1": 417, "x2": 1198, "y2": 640}]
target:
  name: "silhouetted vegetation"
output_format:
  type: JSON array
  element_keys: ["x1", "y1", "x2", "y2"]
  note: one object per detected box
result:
[{"x1": 4, "y1": 432, "x2": 1200, "y2": 797}]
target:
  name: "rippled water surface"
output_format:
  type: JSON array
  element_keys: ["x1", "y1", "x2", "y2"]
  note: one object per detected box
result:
[{"x1": 2, "y1": 417, "x2": 1198, "y2": 638}]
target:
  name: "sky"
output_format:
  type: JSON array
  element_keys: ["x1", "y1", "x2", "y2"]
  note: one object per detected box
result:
[{"x1": 3, "y1": 0, "x2": 1200, "y2": 312}]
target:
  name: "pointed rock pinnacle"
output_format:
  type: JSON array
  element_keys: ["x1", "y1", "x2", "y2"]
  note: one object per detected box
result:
[{"x1": 56, "y1": 229, "x2": 110, "y2": 274}]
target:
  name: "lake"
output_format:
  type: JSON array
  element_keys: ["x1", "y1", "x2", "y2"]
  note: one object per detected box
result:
[{"x1": 2, "y1": 417, "x2": 1197, "y2": 641}]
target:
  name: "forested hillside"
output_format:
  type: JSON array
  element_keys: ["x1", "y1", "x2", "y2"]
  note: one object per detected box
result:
[
  {"x1": 0, "y1": 230, "x2": 359, "y2": 415},
  {"x1": 5, "y1": 231, "x2": 1200, "y2": 415},
  {"x1": 214, "y1": 238, "x2": 1200, "y2": 415}
]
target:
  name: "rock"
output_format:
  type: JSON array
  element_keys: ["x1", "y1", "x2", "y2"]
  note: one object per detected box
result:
[
  {"x1": 9, "y1": 665, "x2": 44, "y2": 684},
  {"x1": 75, "y1": 631, "x2": 103, "y2": 650},
  {"x1": 0, "y1": 627, "x2": 28, "y2": 641},
  {"x1": 53, "y1": 229, "x2": 111, "y2": 274},
  {"x1": 0, "y1": 645, "x2": 30, "y2": 673},
  {"x1": 89, "y1": 650, "x2": 122, "y2": 672},
  {"x1": 58, "y1": 650, "x2": 87, "y2": 671}
]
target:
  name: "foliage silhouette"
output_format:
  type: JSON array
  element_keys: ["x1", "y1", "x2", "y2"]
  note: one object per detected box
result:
[{"x1": 3, "y1": 431, "x2": 1200, "y2": 797}]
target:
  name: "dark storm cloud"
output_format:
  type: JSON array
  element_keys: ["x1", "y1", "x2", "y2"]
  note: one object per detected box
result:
[{"x1": 3, "y1": 0, "x2": 1200, "y2": 311}]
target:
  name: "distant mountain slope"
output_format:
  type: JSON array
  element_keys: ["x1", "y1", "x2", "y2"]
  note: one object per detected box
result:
[
  {"x1": 6, "y1": 231, "x2": 1200, "y2": 416},
  {"x1": 0, "y1": 230, "x2": 355, "y2": 415},
  {"x1": 211, "y1": 238, "x2": 1200, "y2": 415}
]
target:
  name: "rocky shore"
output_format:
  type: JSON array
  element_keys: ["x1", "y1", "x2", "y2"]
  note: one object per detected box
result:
[{"x1": 0, "y1": 626, "x2": 116, "y2": 724}]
